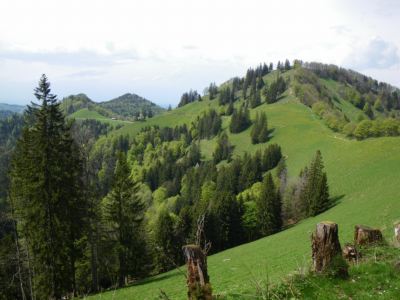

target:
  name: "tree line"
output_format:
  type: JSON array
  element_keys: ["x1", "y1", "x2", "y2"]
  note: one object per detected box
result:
[
  {"x1": 177, "y1": 60, "x2": 292, "y2": 108},
  {"x1": 294, "y1": 62, "x2": 400, "y2": 139}
]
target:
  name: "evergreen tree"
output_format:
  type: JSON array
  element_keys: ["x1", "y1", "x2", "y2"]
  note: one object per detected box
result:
[
  {"x1": 178, "y1": 90, "x2": 201, "y2": 107},
  {"x1": 229, "y1": 106, "x2": 251, "y2": 133},
  {"x1": 249, "y1": 89, "x2": 261, "y2": 108},
  {"x1": 363, "y1": 102, "x2": 374, "y2": 119},
  {"x1": 0, "y1": 198, "x2": 24, "y2": 300},
  {"x1": 284, "y1": 59, "x2": 291, "y2": 70},
  {"x1": 300, "y1": 150, "x2": 330, "y2": 216},
  {"x1": 256, "y1": 173, "x2": 281, "y2": 236},
  {"x1": 153, "y1": 209, "x2": 181, "y2": 272},
  {"x1": 261, "y1": 144, "x2": 282, "y2": 171},
  {"x1": 257, "y1": 76, "x2": 265, "y2": 90},
  {"x1": 194, "y1": 109, "x2": 222, "y2": 139},
  {"x1": 238, "y1": 152, "x2": 262, "y2": 191},
  {"x1": 264, "y1": 76, "x2": 287, "y2": 104},
  {"x1": 208, "y1": 191, "x2": 244, "y2": 251},
  {"x1": 102, "y1": 152, "x2": 145, "y2": 287},
  {"x1": 250, "y1": 112, "x2": 268, "y2": 144},
  {"x1": 213, "y1": 132, "x2": 234, "y2": 163},
  {"x1": 226, "y1": 101, "x2": 234, "y2": 116},
  {"x1": 10, "y1": 74, "x2": 84, "y2": 298},
  {"x1": 218, "y1": 87, "x2": 234, "y2": 105},
  {"x1": 207, "y1": 82, "x2": 218, "y2": 100}
]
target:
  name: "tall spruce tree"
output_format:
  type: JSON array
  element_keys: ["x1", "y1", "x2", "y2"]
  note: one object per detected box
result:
[
  {"x1": 249, "y1": 89, "x2": 261, "y2": 108},
  {"x1": 102, "y1": 152, "x2": 145, "y2": 287},
  {"x1": 229, "y1": 106, "x2": 251, "y2": 133},
  {"x1": 153, "y1": 209, "x2": 181, "y2": 272},
  {"x1": 256, "y1": 173, "x2": 282, "y2": 236},
  {"x1": 10, "y1": 74, "x2": 84, "y2": 299},
  {"x1": 251, "y1": 112, "x2": 268, "y2": 144},
  {"x1": 213, "y1": 132, "x2": 233, "y2": 163},
  {"x1": 208, "y1": 191, "x2": 244, "y2": 251},
  {"x1": 301, "y1": 150, "x2": 330, "y2": 216}
]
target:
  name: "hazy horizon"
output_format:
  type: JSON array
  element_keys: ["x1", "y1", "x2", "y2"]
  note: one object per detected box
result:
[{"x1": 1, "y1": 0, "x2": 399, "y2": 106}]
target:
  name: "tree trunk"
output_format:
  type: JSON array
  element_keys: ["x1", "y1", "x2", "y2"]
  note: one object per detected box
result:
[
  {"x1": 342, "y1": 243, "x2": 360, "y2": 262},
  {"x1": 311, "y1": 222, "x2": 347, "y2": 276},
  {"x1": 90, "y1": 225, "x2": 99, "y2": 293},
  {"x1": 182, "y1": 245, "x2": 212, "y2": 300},
  {"x1": 354, "y1": 225, "x2": 383, "y2": 245}
]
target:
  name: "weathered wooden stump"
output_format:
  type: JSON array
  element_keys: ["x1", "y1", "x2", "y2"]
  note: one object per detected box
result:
[
  {"x1": 354, "y1": 225, "x2": 383, "y2": 245},
  {"x1": 182, "y1": 244, "x2": 212, "y2": 300},
  {"x1": 395, "y1": 223, "x2": 400, "y2": 242},
  {"x1": 342, "y1": 243, "x2": 360, "y2": 262},
  {"x1": 312, "y1": 221, "x2": 348, "y2": 277}
]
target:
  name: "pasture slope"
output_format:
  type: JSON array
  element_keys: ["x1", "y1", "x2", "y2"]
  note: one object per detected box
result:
[{"x1": 86, "y1": 92, "x2": 400, "y2": 299}]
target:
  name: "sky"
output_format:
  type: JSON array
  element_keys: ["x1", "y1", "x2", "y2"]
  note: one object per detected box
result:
[{"x1": 0, "y1": 0, "x2": 399, "y2": 107}]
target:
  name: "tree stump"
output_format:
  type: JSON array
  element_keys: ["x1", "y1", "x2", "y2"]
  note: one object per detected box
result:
[
  {"x1": 182, "y1": 244, "x2": 212, "y2": 300},
  {"x1": 395, "y1": 223, "x2": 400, "y2": 246},
  {"x1": 342, "y1": 243, "x2": 360, "y2": 262},
  {"x1": 354, "y1": 225, "x2": 383, "y2": 245},
  {"x1": 312, "y1": 221, "x2": 348, "y2": 277}
]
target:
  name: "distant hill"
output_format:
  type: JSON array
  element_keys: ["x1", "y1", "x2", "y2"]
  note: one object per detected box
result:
[
  {"x1": 0, "y1": 103, "x2": 25, "y2": 113},
  {"x1": 60, "y1": 93, "x2": 95, "y2": 114},
  {"x1": 60, "y1": 93, "x2": 116, "y2": 119},
  {"x1": 99, "y1": 93, "x2": 165, "y2": 119},
  {"x1": 0, "y1": 103, "x2": 26, "y2": 119},
  {"x1": 61, "y1": 93, "x2": 164, "y2": 121}
]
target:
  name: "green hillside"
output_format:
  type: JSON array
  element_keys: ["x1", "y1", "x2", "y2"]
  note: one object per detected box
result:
[
  {"x1": 70, "y1": 108, "x2": 132, "y2": 125},
  {"x1": 0, "y1": 103, "x2": 25, "y2": 113},
  {"x1": 0, "y1": 103, "x2": 25, "y2": 118},
  {"x1": 62, "y1": 92, "x2": 165, "y2": 122},
  {"x1": 86, "y1": 69, "x2": 400, "y2": 299},
  {"x1": 99, "y1": 93, "x2": 165, "y2": 119}
]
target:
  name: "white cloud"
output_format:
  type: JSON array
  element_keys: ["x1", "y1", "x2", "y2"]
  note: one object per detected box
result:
[
  {"x1": 344, "y1": 37, "x2": 399, "y2": 70},
  {"x1": 0, "y1": 0, "x2": 399, "y2": 105}
]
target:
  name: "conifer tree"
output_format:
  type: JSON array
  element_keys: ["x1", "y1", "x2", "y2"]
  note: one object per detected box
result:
[
  {"x1": 153, "y1": 209, "x2": 181, "y2": 272},
  {"x1": 102, "y1": 152, "x2": 145, "y2": 287},
  {"x1": 229, "y1": 106, "x2": 251, "y2": 133},
  {"x1": 226, "y1": 101, "x2": 234, "y2": 116},
  {"x1": 256, "y1": 173, "x2": 281, "y2": 236},
  {"x1": 213, "y1": 132, "x2": 233, "y2": 163},
  {"x1": 363, "y1": 102, "x2": 374, "y2": 119},
  {"x1": 209, "y1": 191, "x2": 244, "y2": 251},
  {"x1": 10, "y1": 74, "x2": 84, "y2": 298},
  {"x1": 251, "y1": 112, "x2": 268, "y2": 144},
  {"x1": 257, "y1": 76, "x2": 265, "y2": 90},
  {"x1": 284, "y1": 59, "x2": 291, "y2": 70},
  {"x1": 249, "y1": 89, "x2": 261, "y2": 108},
  {"x1": 301, "y1": 150, "x2": 330, "y2": 216},
  {"x1": 261, "y1": 144, "x2": 282, "y2": 171}
]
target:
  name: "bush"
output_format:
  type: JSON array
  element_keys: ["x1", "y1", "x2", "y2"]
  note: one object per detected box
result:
[{"x1": 354, "y1": 120, "x2": 373, "y2": 139}]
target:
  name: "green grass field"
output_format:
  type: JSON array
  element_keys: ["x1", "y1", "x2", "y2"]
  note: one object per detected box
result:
[
  {"x1": 69, "y1": 108, "x2": 132, "y2": 125},
  {"x1": 86, "y1": 94, "x2": 400, "y2": 299},
  {"x1": 266, "y1": 245, "x2": 400, "y2": 299}
]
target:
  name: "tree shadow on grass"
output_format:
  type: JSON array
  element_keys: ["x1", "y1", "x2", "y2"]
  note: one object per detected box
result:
[
  {"x1": 326, "y1": 194, "x2": 345, "y2": 211},
  {"x1": 282, "y1": 194, "x2": 346, "y2": 231},
  {"x1": 267, "y1": 128, "x2": 275, "y2": 140},
  {"x1": 130, "y1": 270, "x2": 182, "y2": 288}
]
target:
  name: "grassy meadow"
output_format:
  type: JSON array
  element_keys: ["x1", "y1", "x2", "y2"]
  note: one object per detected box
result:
[{"x1": 86, "y1": 94, "x2": 400, "y2": 299}]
